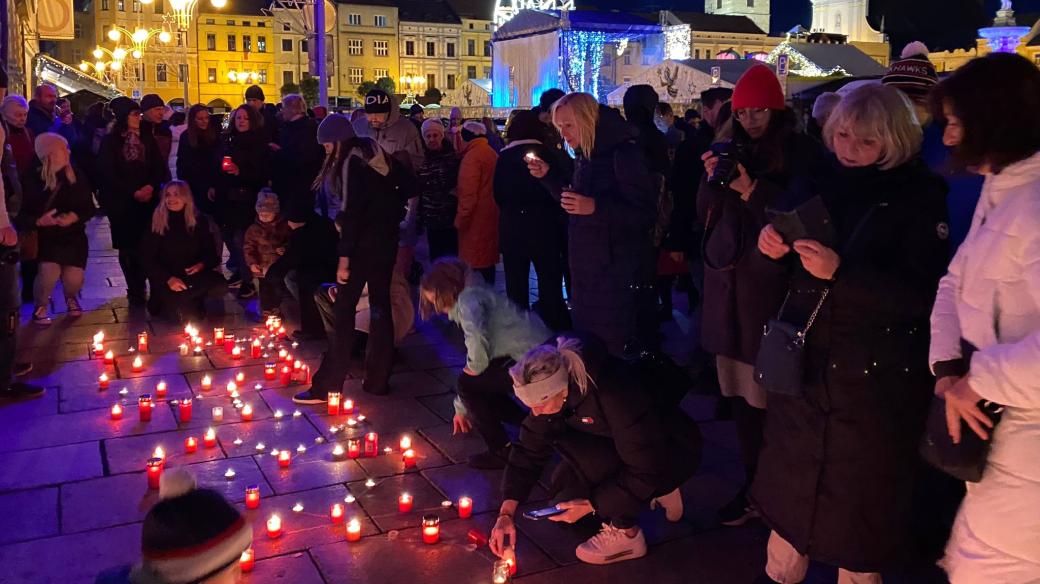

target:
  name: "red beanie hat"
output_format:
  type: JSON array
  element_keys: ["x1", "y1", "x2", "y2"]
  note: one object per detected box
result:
[{"x1": 732, "y1": 64, "x2": 786, "y2": 111}]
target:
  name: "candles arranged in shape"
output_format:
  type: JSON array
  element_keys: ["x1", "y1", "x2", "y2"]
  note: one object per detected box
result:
[
  {"x1": 327, "y1": 392, "x2": 341, "y2": 416},
  {"x1": 501, "y1": 547, "x2": 518, "y2": 575},
  {"x1": 332, "y1": 443, "x2": 346, "y2": 460},
  {"x1": 131, "y1": 356, "x2": 144, "y2": 373},
  {"x1": 457, "y1": 496, "x2": 473, "y2": 519},
  {"x1": 403, "y1": 449, "x2": 417, "y2": 469},
  {"x1": 280, "y1": 366, "x2": 291, "y2": 386},
  {"x1": 399, "y1": 435, "x2": 412, "y2": 451},
  {"x1": 98, "y1": 373, "x2": 109, "y2": 389},
  {"x1": 184, "y1": 436, "x2": 198, "y2": 453},
  {"x1": 277, "y1": 450, "x2": 291, "y2": 468},
  {"x1": 364, "y1": 433, "x2": 379, "y2": 458},
  {"x1": 155, "y1": 380, "x2": 167, "y2": 398},
  {"x1": 241, "y1": 404, "x2": 253, "y2": 422},
  {"x1": 201, "y1": 375, "x2": 212, "y2": 391},
  {"x1": 251, "y1": 339, "x2": 262, "y2": 358},
  {"x1": 203, "y1": 428, "x2": 217, "y2": 448},
  {"x1": 347, "y1": 439, "x2": 361, "y2": 459},
  {"x1": 137, "y1": 332, "x2": 149, "y2": 353},
  {"x1": 421, "y1": 515, "x2": 441, "y2": 544},
  {"x1": 179, "y1": 398, "x2": 193, "y2": 423},
  {"x1": 398, "y1": 493, "x2": 413, "y2": 513},
  {"x1": 346, "y1": 518, "x2": 362, "y2": 542},
  {"x1": 235, "y1": 371, "x2": 246, "y2": 384},
  {"x1": 224, "y1": 333, "x2": 236, "y2": 354},
  {"x1": 343, "y1": 398, "x2": 355, "y2": 414},
  {"x1": 330, "y1": 503, "x2": 344, "y2": 523},
  {"x1": 245, "y1": 485, "x2": 261, "y2": 509},
  {"x1": 266, "y1": 515, "x2": 282, "y2": 538},
  {"x1": 492, "y1": 560, "x2": 512, "y2": 584},
  {"x1": 110, "y1": 403, "x2": 123, "y2": 420},
  {"x1": 146, "y1": 458, "x2": 163, "y2": 489},
  {"x1": 138, "y1": 395, "x2": 153, "y2": 422},
  {"x1": 239, "y1": 549, "x2": 254, "y2": 573},
  {"x1": 231, "y1": 346, "x2": 242, "y2": 360}
]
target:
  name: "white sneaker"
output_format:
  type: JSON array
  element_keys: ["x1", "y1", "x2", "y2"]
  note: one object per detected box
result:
[
  {"x1": 650, "y1": 488, "x2": 684, "y2": 522},
  {"x1": 574, "y1": 523, "x2": 647, "y2": 565}
]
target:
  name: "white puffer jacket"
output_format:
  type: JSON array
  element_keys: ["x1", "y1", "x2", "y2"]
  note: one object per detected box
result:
[{"x1": 930, "y1": 151, "x2": 1040, "y2": 567}]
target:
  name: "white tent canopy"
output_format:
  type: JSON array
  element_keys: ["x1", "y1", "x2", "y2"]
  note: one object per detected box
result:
[{"x1": 606, "y1": 59, "x2": 737, "y2": 106}]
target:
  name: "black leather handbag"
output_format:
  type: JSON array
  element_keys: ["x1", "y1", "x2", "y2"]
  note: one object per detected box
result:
[{"x1": 753, "y1": 289, "x2": 829, "y2": 396}]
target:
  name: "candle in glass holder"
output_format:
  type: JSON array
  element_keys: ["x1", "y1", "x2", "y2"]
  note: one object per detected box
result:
[
  {"x1": 346, "y1": 518, "x2": 362, "y2": 542},
  {"x1": 224, "y1": 333, "x2": 236, "y2": 354},
  {"x1": 332, "y1": 443, "x2": 346, "y2": 460},
  {"x1": 327, "y1": 392, "x2": 341, "y2": 416},
  {"x1": 330, "y1": 503, "x2": 344, "y2": 523},
  {"x1": 277, "y1": 450, "x2": 291, "y2": 468},
  {"x1": 245, "y1": 485, "x2": 260, "y2": 509},
  {"x1": 264, "y1": 363, "x2": 276, "y2": 380},
  {"x1": 200, "y1": 375, "x2": 212, "y2": 391},
  {"x1": 280, "y1": 366, "x2": 291, "y2": 386},
  {"x1": 457, "y1": 496, "x2": 473, "y2": 519},
  {"x1": 251, "y1": 339, "x2": 261, "y2": 359},
  {"x1": 137, "y1": 332, "x2": 149, "y2": 353},
  {"x1": 98, "y1": 373, "x2": 110, "y2": 389},
  {"x1": 266, "y1": 515, "x2": 282, "y2": 538},
  {"x1": 398, "y1": 493, "x2": 413, "y2": 513},
  {"x1": 184, "y1": 436, "x2": 198, "y2": 453},
  {"x1": 399, "y1": 435, "x2": 412, "y2": 451},
  {"x1": 241, "y1": 404, "x2": 253, "y2": 422},
  {"x1": 291, "y1": 359, "x2": 302, "y2": 380},
  {"x1": 104, "y1": 350, "x2": 115, "y2": 365},
  {"x1": 203, "y1": 428, "x2": 217, "y2": 448},
  {"x1": 191, "y1": 344, "x2": 203, "y2": 357},
  {"x1": 232, "y1": 371, "x2": 245, "y2": 384},
  {"x1": 231, "y1": 346, "x2": 242, "y2": 360},
  {"x1": 347, "y1": 439, "x2": 361, "y2": 459},
  {"x1": 277, "y1": 326, "x2": 287, "y2": 339},
  {"x1": 138, "y1": 395, "x2": 153, "y2": 422},
  {"x1": 239, "y1": 549, "x2": 254, "y2": 573},
  {"x1": 343, "y1": 398, "x2": 354, "y2": 414},
  {"x1": 502, "y1": 546, "x2": 518, "y2": 575},
  {"x1": 131, "y1": 356, "x2": 144, "y2": 373},
  {"x1": 403, "y1": 449, "x2": 417, "y2": 469},
  {"x1": 110, "y1": 403, "x2": 123, "y2": 420},
  {"x1": 277, "y1": 348, "x2": 288, "y2": 361},
  {"x1": 155, "y1": 380, "x2": 167, "y2": 398},
  {"x1": 492, "y1": 559, "x2": 512, "y2": 584},
  {"x1": 211, "y1": 406, "x2": 223, "y2": 422},
  {"x1": 421, "y1": 515, "x2": 440, "y2": 544},
  {"x1": 152, "y1": 446, "x2": 166, "y2": 466},
  {"x1": 179, "y1": 398, "x2": 193, "y2": 423},
  {"x1": 213, "y1": 327, "x2": 224, "y2": 344},
  {"x1": 146, "y1": 457, "x2": 163, "y2": 489},
  {"x1": 363, "y1": 433, "x2": 378, "y2": 457},
  {"x1": 226, "y1": 381, "x2": 237, "y2": 395}
]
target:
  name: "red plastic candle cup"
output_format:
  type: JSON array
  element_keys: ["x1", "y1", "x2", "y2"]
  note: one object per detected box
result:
[
  {"x1": 224, "y1": 333, "x2": 236, "y2": 354},
  {"x1": 347, "y1": 439, "x2": 361, "y2": 459},
  {"x1": 235, "y1": 371, "x2": 246, "y2": 384},
  {"x1": 241, "y1": 404, "x2": 253, "y2": 422},
  {"x1": 280, "y1": 366, "x2": 291, "y2": 386},
  {"x1": 343, "y1": 398, "x2": 354, "y2": 414},
  {"x1": 239, "y1": 548, "x2": 254, "y2": 573},
  {"x1": 200, "y1": 375, "x2": 212, "y2": 391},
  {"x1": 277, "y1": 326, "x2": 287, "y2": 339},
  {"x1": 278, "y1": 348, "x2": 288, "y2": 361},
  {"x1": 203, "y1": 428, "x2": 217, "y2": 448},
  {"x1": 278, "y1": 450, "x2": 291, "y2": 468},
  {"x1": 266, "y1": 514, "x2": 282, "y2": 538},
  {"x1": 399, "y1": 435, "x2": 412, "y2": 451},
  {"x1": 330, "y1": 503, "x2": 345, "y2": 523},
  {"x1": 398, "y1": 493, "x2": 413, "y2": 513},
  {"x1": 138, "y1": 395, "x2": 153, "y2": 422},
  {"x1": 146, "y1": 457, "x2": 163, "y2": 489},
  {"x1": 467, "y1": 528, "x2": 489, "y2": 547},
  {"x1": 457, "y1": 496, "x2": 473, "y2": 519},
  {"x1": 131, "y1": 355, "x2": 144, "y2": 373},
  {"x1": 250, "y1": 339, "x2": 261, "y2": 359},
  {"x1": 502, "y1": 547, "x2": 518, "y2": 575},
  {"x1": 403, "y1": 449, "x2": 417, "y2": 469},
  {"x1": 110, "y1": 403, "x2": 123, "y2": 420},
  {"x1": 137, "y1": 332, "x2": 149, "y2": 353},
  {"x1": 155, "y1": 380, "x2": 167, "y2": 398},
  {"x1": 364, "y1": 433, "x2": 378, "y2": 458},
  {"x1": 184, "y1": 436, "x2": 198, "y2": 453},
  {"x1": 245, "y1": 485, "x2": 261, "y2": 509},
  {"x1": 221, "y1": 155, "x2": 233, "y2": 171},
  {"x1": 179, "y1": 398, "x2": 193, "y2": 423},
  {"x1": 231, "y1": 346, "x2": 242, "y2": 360},
  {"x1": 421, "y1": 515, "x2": 440, "y2": 545},
  {"x1": 104, "y1": 350, "x2": 115, "y2": 365},
  {"x1": 282, "y1": 351, "x2": 293, "y2": 364},
  {"x1": 225, "y1": 381, "x2": 237, "y2": 395},
  {"x1": 327, "y1": 392, "x2": 341, "y2": 416},
  {"x1": 264, "y1": 363, "x2": 277, "y2": 380},
  {"x1": 98, "y1": 373, "x2": 110, "y2": 389},
  {"x1": 346, "y1": 518, "x2": 362, "y2": 542},
  {"x1": 213, "y1": 327, "x2": 224, "y2": 344}
]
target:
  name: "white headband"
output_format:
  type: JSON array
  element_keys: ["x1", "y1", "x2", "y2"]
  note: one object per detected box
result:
[{"x1": 513, "y1": 367, "x2": 569, "y2": 408}]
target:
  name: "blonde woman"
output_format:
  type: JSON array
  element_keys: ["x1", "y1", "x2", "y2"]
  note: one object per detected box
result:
[
  {"x1": 24, "y1": 133, "x2": 94, "y2": 324},
  {"x1": 139, "y1": 181, "x2": 226, "y2": 323},
  {"x1": 752, "y1": 84, "x2": 950, "y2": 583},
  {"x1": 526, "y1": 92, "x2": 657, "y2": 357},
  {"x1": 489, "y1": 334, "x2": 700, "y2": 566}
]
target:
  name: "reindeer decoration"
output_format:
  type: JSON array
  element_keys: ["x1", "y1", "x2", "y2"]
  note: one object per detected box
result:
[
  {"x1": 657, "y1": 65, "x2": 680, "y2": 99},
  {"x1": 462, "y1": 84, "x2": 474, "y2": 106}
]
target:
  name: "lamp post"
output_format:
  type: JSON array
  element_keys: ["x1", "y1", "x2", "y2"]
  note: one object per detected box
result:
[
  {"x1": 105, "y1": 25, "x2": 171, "y2": 96},
  {"x1": 165, "y1": 0, "x2": 226, "y2": 106}
]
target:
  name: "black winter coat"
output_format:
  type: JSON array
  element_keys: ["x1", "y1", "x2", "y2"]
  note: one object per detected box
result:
[
  {"x1": 416, "y1": 141, "x2": 459, "y2": 230},
  {"x1": 268, "y1": 215, "x2": 338, "y2": 283},
  {"x1": 219, "y1": 130, "x2": 270, "y2": 230},
  {"x1": 503, "y1": 337, "x2": 700, "y2": 518},
  {"x1": 667, "y1": 122, "x2": 714, "y2": 255},
  {"x1": 494, "y1": 140, "x2": 566, "y2": 257},
  {"x1": 272, "y1": 116, "x2": 324, "y2": 210},
  {"x1": 176, "y1": 135, "x2": 223, "y2": 217},
  {"x1": 21, "y1": 164, "x2": 96, "y2": 267},
  {"x1": 140, "y1": 211, "x2": 220, "y2": 285},
  {"x1": 697, "y1": 125, "x2": 826, "y2": 364},
  {"x1": 751, "y1": 158, "x2": 950, "y2": 573},
  {"x1": 336, "y1": 155, "x2": 418, "y2": 265},
  {"x1": 97, "y1": 130, "x2": 170, "y2": 250}
]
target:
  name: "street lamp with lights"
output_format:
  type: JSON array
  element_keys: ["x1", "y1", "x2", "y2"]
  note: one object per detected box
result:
[
  {"x1": 227, "y1": 70, "x2": 261, "y2": 83},
  {"x1": 399, "y1": 74, "x2": 426, "y2": 102}
]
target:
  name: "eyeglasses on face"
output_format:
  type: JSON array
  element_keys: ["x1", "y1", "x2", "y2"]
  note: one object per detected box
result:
[{"x1": 734, "y1": 108, "x2": 770, "y2": 121}]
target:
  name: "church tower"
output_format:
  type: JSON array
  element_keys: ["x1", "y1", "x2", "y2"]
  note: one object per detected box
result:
[
  {"x1": 810, "y1": 0, "x2": 885, "y2": 43},
  {"x1": 704, "y1": 0, "x2": 771, "y2": 35}
]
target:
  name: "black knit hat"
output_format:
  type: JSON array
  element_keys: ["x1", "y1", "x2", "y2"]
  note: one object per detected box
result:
[
  {"x1": 136, "y1": 470, "x2": 252, "y2": 584},
  {"x1": 140, "y1": 93, "x2": 165, "y2": 111},
  {"x1": 109, "y1": 96, "x2": 141, "y2": 122},
  {"x1": 539, "y1": 88, "x2": 565, "y2": 111},
  {"x1": 882, "y1": 41, "x2": 938, "y2": 99},
  {"x1": 364, "y1": 89, "x2": 392, "y2": 114},
  {"x1": 245, "y1": 85, "x2": 265, "y2": 101}
]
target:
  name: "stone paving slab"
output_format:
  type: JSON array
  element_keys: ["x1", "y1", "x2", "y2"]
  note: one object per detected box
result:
[
  {"x1": 0, "y1": 386, "x2": 60, "y2": 423},
  {"x1": 0, "y1": 442, "x2": 104, "y2": 490},
  {"x1": 244, "y1": 552, "x2": 327, "y2": 584},
  {"x1": 0, "y1": 404, "x2": 180, "y2": 453},
  {"x1": 21, "y1": 358, "x2": 109, "y2": 388},
  {"x1": 353, "y1": 432, "x2": 451, "y2": 478},
  {"x1": 422, "y1": 464, "x2": 548, "y2": 518},
  {"x1": 185, "y1": 456, "x2": 275, "y2": 504},
  {"x1": 113, "y1": 352, "x2": 213, "y2": 378},
  {"x1": 419, "y1": 422, "x2": 489, "y2": 465},
  {"x1": 60, "y1": 374, "x2": 193, "y2": 413},
  {"x1": 60, "y1": 472, "x2": 154, "y2": 533},
  {"x1": 254, "y1": 443, "x2": 368, "y2": 495},
  {"x1": 0, "y1": 522, "x2": 140, "y2": 584},
  {"x1": 104, "y1": 426, "x2": 228, "y2": 474},
  {"x1": 416, "y1": 392, "x2": 456, "y2": 423},
  {"x1": 346, "y1": 473, "x2": 451, "y2": 532},
  {"x1": 0, "y1": 488, "x2": 60, "y2": 544},
  {"x1": 212, "y1": 418, "x2": 324, "y2": 461}
]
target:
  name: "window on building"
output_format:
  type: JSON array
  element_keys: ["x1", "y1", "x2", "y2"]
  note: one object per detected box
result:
[
  {"x1": 484, "y1": 40, "x2": 491, "y2": 56},
  {"x1": 205, "y1": 18, "x2": 214, "y2": 24},
  {"x1": 348, "y1": 38, "x2": 363, "y2": 55},
  {"x1": 242, "y1": 21, "x2": 251, "y2": 26},
  {"x1": 447, "y1": 74, "x2": 456, "y2": 90},
  {"x1": 447, "y1": 42, "x2": 456, "y2": 57},
  {"x1": 716, "y1": 0, "x2": 722, "y2": 7},
  {"x1": 349, "y1": 68, "x2": 363, "y2": 85},
  {"x1": 207, "y1": 34, "x2": 216, "y2": 50},
  {"x1": 136, "y1": 63, "x2": 145, "y2": 81},
  {"x1": 132, "y1": 0, "x2": 140, "y2": 13},
  {"x1": 603, "y1": 52, "x2": 611, "y2": 66},
  {"x1": 623, "y1": 76, "x2": 631, "y2": 83},
  {"x1": 282, "y1": 23, "x2": 290, "y2": 32},
  {"x1": 642, "y1": 51, "x2": 650, "y2": 65},
  {"x1": 624, "y1": 51, "x2": 631, "y2": 65},
  {"x1": 348, "y1": 13, "x2": 361, "y2": 25},
  {"x1": 694, "y1": 48, "x2": 700, "y2": 59},
  {"x1": 117, "y1": 0, "x2": 124, "y2": 11},
  {"x1": 705, "y1": 49, "x2": 712, "y2": 58},
  {"x1": 243, "y1": 35, "x2": 252, "y2": 52},
  {"x1": 426, "y1": 42, "x2": 435, "y2": 56},
  {"x1": 483, "y1": 66, "x2": 491, "y2": 78},
  {"x1": 427, "y1": 73, "x2": 435, "y2": 88},
  {"x1": 154, "y1": 0, "x2": 163, "y2": 11},
  {"x1": 156, "y1": 63, "x2": 167, "y2": 82},
  {"x1": 405, "y1": 40, "x2": 415, "y2": 55},
  {"x1": 467, "y1": 39, "x2": 475, "y2": 56},
  {"x1": 469, "y1": 23, "x2": 473, "y2": 29},
  {"x1": 374, "y1": 15, "x2": 387, "y2": 27},
  {"x1": 374, "y1": 40, "x2": 389, "y2": 56},
  {"x1": 208, "y1": 68, "x2": 217, "y2": 82},
  {"x1": 177, "y1": 30, "x2": 184, "y2": 46},
  {"x1": 72, "y1": 48, "x2": 83, "y2": 63},
  {"x1": 283, "y1": 70, "x2": 293, "y2": 85},
  {"x1": 300, "y1": 39, "x2": 308, "y2": 52},
  {"x1": 257, "y1": 21, "x2": 264, "y2": 27},
  {"x1": 227, "y1": 34, "x2": 236, "y2": 51},
  {"x1": 226, "y1": 20, "x2": 234, "y2": 25},
  {"x1": 179, "y1": 63, "x2": 188, "y2": 81},
  {"x1": 258, "y1": 70, "x2": 267, "y2": 83},
  {"x1": 281, "y1": 38, "x2": 292, "y2": 51},
  {"x1": 101, "y1": 0, "x2": 108, "y2": 10},
  {"x1": 747, "y1": 0, "x2": 754, "y2": 5},
  {"x1": 374, "y1": 68, "x2": 388, "y2": 78},
  {"x1": 257, "y1": 36, "x2": 266, "y2": 52},
  {"x1": 467, "y1": 65, "x2": 476, "y2": 79}
]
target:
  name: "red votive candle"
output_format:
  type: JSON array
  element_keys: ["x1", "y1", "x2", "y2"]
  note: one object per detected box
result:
[
  {"x1": 213, "y1": 327, "x2": 224, "y2": 344},
  {"x1": 278, "y1": 450, "x2": 291, "y2": 468},
  {"x1": 502, "y1": 547, "x2": 518, "y2": 575},
  {"x1": 239, "y1": 549, "x2": 254, "y2": 572},
  {"x1": 155, "y1": 380, "x2": 167, "y2": 398},
  {"x1": 203, "y1": 428, "x2": 217, "y2": 448},
  {"x1": 364, "y1": 433, "x2": 378, "y2": 457},
  {"x1": 200, "y1": 375, "x2": 212, "y2": 391},
  {"x1": 264, "y1": 363, "x2": 276, "y2": 380},
  {"x1": 110, "y1": 403, "x2": 123, "y2": 420},
  {"x1": 104, "y1": 350, "x2": 115, "y2": 365},
  {"x1": 241, "y1": 404, "x2": 253, "y2": 422},
  {"x1": 457, "y1": 496, "x2": 473, "y2": 519},
  {"x1": 224, "y1": 333, "x2": 236, "y2": 354},
  {"x1": 251, "y1": 339, "x2": 261, "y2": 359},
  {"x1": 231, "y1": 346, "x2": 242, "y2": 360},
  {"x1": 131, "y1": 356, "x2": 144, "y2": 373},
  {"x1": 347, "y1": 439, "x2": 361, "y2": 459},
  {"x1": 421, "y1": 515, "x2": 440, "y2": 544},
  {"x1": 277, "y1": 326, "x2": 287, "y2": 339},
  {"x1": 399, "y1": 435, "x2": 412, "y2": 451},
  {"x1": 327, "y1": 392, "x2": 341, "y2": 416},
  {"x1": 403, "y1": 449, "x2": 417, "y2": 469},
  {"x1": 245, "y1": 485, "x2": 260, "y2": 509},
  {"x1": 266, "y1": 514, "x2": 282, "y2": 538},
  {"x1": 138, "y1": 395, "x2": 153, "y2": 422},
  {"x1": 184, "y1": 436, "x2": 198, "y2": 453},
  {"x1": 398, "y1": 493, "x2": 413, "y2": 513},
  {"x1": 235, "y1": 371, "x2": 246, "y2": 384},
  {"x1": 280, "y1": 366, "x2": 291, "y2": 386},
  {"x1": 98, "y1": 373, "x2": 110, "y2": 389},
  {"x1": 346, "y1": 518, "x2": 362, "y2": 542},
  {"x1": 179, "y1": 398, "x2": 193, "y2": 423},
  {"x1": 343, "y1": 398, "x2": 354, "y2": 414},
  {"x1": 137, "y1": 332, "x2": 149, "y2": 353},
  {"x1": 146, "y1": 457, "x2": 163, "y2": 489},
  {"x1": 330, "y1": 503, "x2": 344, "y2": 523},
  {"x1": 277, "y1": 348, "x2": 288, "y2": 361}
]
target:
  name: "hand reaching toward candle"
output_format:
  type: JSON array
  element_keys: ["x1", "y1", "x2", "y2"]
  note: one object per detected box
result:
[
  {"x1": 452, "y1": 413, "x2": 472, "y2": 435},
  {"x1": 167, "y1": 277, "x2": 188, "y2": 292},
  {"x1": 490, "y1": 515, "x2": 516, "y2": 557},
  {"x1": 184, "y1": 262, "x2": 204, "y2": 276},
  {"x1": 561, "y1": 192, "x2": 595, "y2": 216},
  {"x1": 548, "y1": 499, "x2": 594, "y2": 524}
]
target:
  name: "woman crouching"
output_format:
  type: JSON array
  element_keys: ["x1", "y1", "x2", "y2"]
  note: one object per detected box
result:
[{"x1": 490, "y1": 335, "x2": 700, "y2": 565}]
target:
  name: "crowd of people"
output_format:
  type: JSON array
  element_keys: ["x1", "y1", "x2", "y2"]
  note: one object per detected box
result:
[{"x1": 1, "y1": 43, "x2": 1039, "y2": 584}]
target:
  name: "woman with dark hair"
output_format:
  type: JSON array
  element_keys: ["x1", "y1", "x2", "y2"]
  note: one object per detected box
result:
[
  {"x1": 696, "y1": 64, "x2": 827, "y2": 527},
  {"x1": 176, "y1": 104, "x2": 223, "y2": 218},
  {"x1": 294, "y1": 114, "x2": 416, "y2": 404},
  {"x1": 416, "y1": 118, "x2": 459, "y2": 260},
  {"x1": 220, "y1": 104, "x2": 270, "y2": 299},
  {"x1": 495, "y1": 109, "x2": 569, "y2": 331},
  {"x1": 927, "y1": 53, "x2": 1040, "y2": 584},
  {"x1": 97, "y1": 96, "x2": 170, "y2": 306}
]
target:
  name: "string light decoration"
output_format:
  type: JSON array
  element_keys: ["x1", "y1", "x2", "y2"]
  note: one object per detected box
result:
[
  {"x1": 765, "y1": 39, "x2": 849, "y2": 78},
  {"x1": 562, "y1": 29, "x2": 638, "y2": 98},
  {"x1": 663, "y1": 24, "x2": 690, "y2": 60},
  {"x1": 616, "y1": 38, "x2": 629, "y2": 57},
  {"x1": 494, "y1": 0, "x2": 576, "y2": 28}
]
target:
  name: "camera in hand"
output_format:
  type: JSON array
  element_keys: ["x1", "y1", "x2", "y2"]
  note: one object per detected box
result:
[{"x1": 707, "y1": 140, "x2": 746, "y2": 189}]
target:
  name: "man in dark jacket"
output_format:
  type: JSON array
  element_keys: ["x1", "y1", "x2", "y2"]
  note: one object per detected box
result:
[
  {"x1": 27, "y1": 84, "x2": 78, "y2": 146},
  {"x1": 140, "y1": 94, "x2": 173, "y2": 166},
  {"x1": 245, "y1": 85, "x2": 279, "y2": 144},
  {"x1": 271, "y1": 94, "x2": 324, "y2": 212}
]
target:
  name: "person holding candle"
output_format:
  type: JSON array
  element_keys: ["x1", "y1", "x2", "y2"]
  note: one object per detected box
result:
[
  {"x1": 419, "y1": 257, "x2": 552, "y2": 469},
  {"x1": 95, "y1": 469, "x2": 252, "y2": 584},
  {"x1": 242, "y1": 188, "x2": 290, "y2": 321},
  {"x1": 491, "y1": 335, "x2": 700, "y2": 565},
  {"x1": 140, "y1": 181, "x2": 227, "y2": 323}
]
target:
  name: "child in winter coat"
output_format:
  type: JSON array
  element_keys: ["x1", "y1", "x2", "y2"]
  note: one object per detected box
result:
[
  {"x1": 419, "y1": 257, "x2": 551, "y2": 469},
  {"x1": 243, "y1": 188, "x2": 290, "y2": 318}
]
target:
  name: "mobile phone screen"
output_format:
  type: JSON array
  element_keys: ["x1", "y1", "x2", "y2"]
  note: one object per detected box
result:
[{"x1": 522, "y1": 506, "x2": 564, "y2": 520}]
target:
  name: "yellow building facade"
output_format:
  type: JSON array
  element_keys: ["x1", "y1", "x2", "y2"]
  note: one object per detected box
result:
[
  {"x1": 929, "y1": 22, "x2": 1040, "y2": 73},
  {"x1": 335, "y1": 0, "x2": 400, "y2": 100},
  {"x1": 448, "y1": 0, "x2": 493, "y2": 82},
  {"x1": 195, "y1": 1, "x2": 276, "y2": 111},
  {"x1": 398, "y1": 0, "x2": 462, "y2": 97}
]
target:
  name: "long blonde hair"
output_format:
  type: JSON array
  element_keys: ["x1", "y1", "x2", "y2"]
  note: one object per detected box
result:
[
  {"x1": 509, "y1": 337, "x2": 594, "y2": 397},
  {"x1": 551, "y1": 92, "x2": 599, "y2": 158},
  {"x1": 35, "y1": 133, "x2": 76, "y2": 192},
  {"x1": 151, "y1": 180, "x2": 198, "y2": 235}
]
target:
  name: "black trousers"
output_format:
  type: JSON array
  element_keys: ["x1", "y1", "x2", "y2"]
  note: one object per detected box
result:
[
  {"x1": 502, "y1": 250, "x2": 570, "y2": 332},
  {"x1": 426, "y1": 227, "x2": 458, "y2": 261},
  {"x1": 456, "y1": 357, "x2": 527, "y2": 452},
  {"x1": 118, "y1": 249, "x2": 148, "y2": 299},
  {"x1": 287, "y1": 269, "x2": 327, "y2": 337},
  {"x1": 152, "y1": 270, "x2": 228, "y2": 322},
  {"x1": 0, "y1": 253, "x2": 19, "y2": 389},
  {"x1": 311, "y1": 257, "x2": 394, "y2": 396},
  {"x1": 730, "y1": 396, "x2": 765, "y2": 488},
  {"x1": 314, "y1": 283, "x2": 369, "y2": 357},
  {"x1": 632, "y1": 245, "x2": 660, "y2": 353},
  {"x1": 258, "y1": 273, "x2": 286, "y2": 313}
]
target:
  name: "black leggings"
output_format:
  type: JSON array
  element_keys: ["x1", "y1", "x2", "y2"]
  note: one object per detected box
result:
[
  {"x1": 456, "y1": 357, "x2": 527, "y2": 452},
  {"x1": 731, "y1": 396, "x2": 765, "y2": 488}
]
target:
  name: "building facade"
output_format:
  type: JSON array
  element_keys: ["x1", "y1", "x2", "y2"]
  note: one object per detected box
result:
[
  {"x1": 194, "y1": 0, "x2": 275, "y2": 111},
  {"x1": 448, "y1": 0, "x2": 493, "y2": 82},
  {"x1": 398, "y1": 0, "x2": 462, "y2": 97},
  {"x1": 704, "y1": 0, "x2": 770, "y2": 35},
  {"x1": 268, "y1": 2, "x2": 338, "y2": 100},
  {"x1": 930, "y1": 13, "x2": 1040, "y2": 72},
  {"x1": 810, "y1": 0, "x2": 885, "y2": 44},
  {"x1": 335, "y1": 0, "x2": 399, "y2": 100}
]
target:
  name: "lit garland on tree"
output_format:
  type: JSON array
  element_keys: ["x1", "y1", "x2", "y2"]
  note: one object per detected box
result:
[
  {"x1": 765, "y1": 38, "x2": 849, "y2": 78},
  {"x1": 663, "y1": 24, "x2": 691, "y2": 60},
  {"x1": 562, "y1": 30, "x2": 610, "y2": 97}
]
